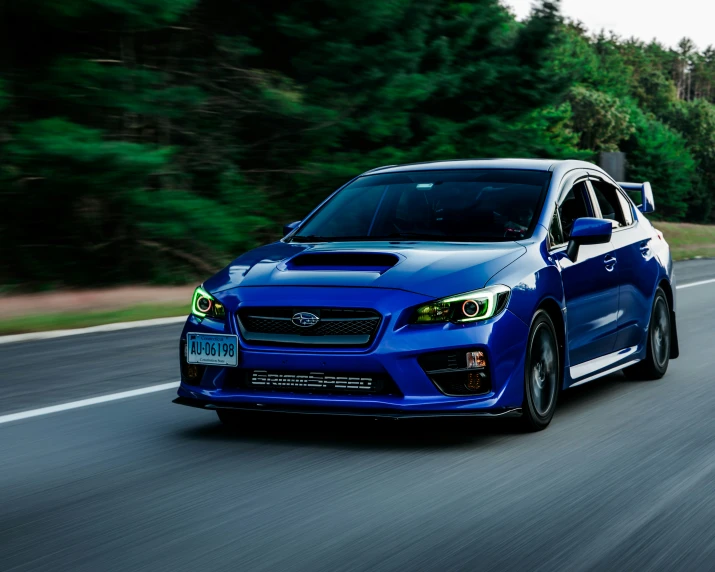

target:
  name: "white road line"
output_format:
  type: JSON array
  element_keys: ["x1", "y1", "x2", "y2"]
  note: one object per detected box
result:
[
  {"x1": 0, "y1": 381, "x2": 180, "y2": 425},
  {"x1": 0, "y1": 316, "x2": 186, "y2": 345},
  {"x1": 676, "y1": 278, "x2": 715, "y2": 290}
]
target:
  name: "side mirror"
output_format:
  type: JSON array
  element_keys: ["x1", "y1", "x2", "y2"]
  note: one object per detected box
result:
[
  {"x1": 283, "y1": 220, "x2": 301, "y2": 237},
  {"x1": 566, "y1": 217, "x2": 612, "y2": 262}
]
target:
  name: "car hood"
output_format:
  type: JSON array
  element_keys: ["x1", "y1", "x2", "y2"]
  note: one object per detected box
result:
[{"x1": 204, "y1": 241, "x2": 526, "y2": 299}]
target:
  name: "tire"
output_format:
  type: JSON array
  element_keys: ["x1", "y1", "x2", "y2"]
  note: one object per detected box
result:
[
  {"x1": 624, "y1": 288, "x2": 670, "y2": 380},
  {"x1": 521, "y1": 310, "x2": 561, "y2": 432}
]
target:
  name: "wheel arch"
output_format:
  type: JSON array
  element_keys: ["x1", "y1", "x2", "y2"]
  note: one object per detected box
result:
[
  {"x1": 658, "y1": 278, "x2": 679, "y2": 359},
  {"x1": 535, "y1": 297, "x2": 568, "y2": 389}
]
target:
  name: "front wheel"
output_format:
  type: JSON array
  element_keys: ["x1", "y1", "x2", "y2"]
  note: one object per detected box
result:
[
  {"x1": 624, "y1": 288, "x2": 670, "y2": 380},
  {"x1": 521, "y1": 310, "x2": 560, "y2": 432}
]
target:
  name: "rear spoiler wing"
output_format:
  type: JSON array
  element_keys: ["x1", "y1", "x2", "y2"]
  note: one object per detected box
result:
[{"x1": 617, "y1": 182, "x2": 655, "y2": 214}]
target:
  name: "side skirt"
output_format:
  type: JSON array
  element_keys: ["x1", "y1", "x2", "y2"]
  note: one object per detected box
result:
[{"x1": 568, "y1": 346, "x2": 640, "y2": 388}]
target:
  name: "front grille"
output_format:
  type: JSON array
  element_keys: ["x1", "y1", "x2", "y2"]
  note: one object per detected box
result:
[
  {"x1": 237, "y1": 308, "x2": 381, "y2": 347},
  {"x1": 224, "y1": 369, "x2": 401, "y2": 396},
  {"x1": 243, "y1": 316, "x2": 377, "y2": 336}
]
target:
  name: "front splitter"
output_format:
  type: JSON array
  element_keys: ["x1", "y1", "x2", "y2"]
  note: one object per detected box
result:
[{"x1": 173, "y1": 396, "x2": 522, "y2": 419}]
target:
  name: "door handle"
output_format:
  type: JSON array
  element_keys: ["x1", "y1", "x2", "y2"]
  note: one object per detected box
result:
[
  {"x1": 604, "y1": 255, "x2": 617, "y2": 272},
  {"x1": 640, "y1": 240, "x2": 650, "y2": 256}
]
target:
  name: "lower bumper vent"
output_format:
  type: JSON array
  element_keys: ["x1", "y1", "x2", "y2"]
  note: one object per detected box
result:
[
  {"x1": 418, "y1": 350, "x2": 492, "y2": 396},
  {"x1": 225, "y1": 369, "x2": 402, "y2": 396}
]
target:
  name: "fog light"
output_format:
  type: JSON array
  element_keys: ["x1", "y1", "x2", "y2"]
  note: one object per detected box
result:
[
  {"x1": 418, "y1": 349, "x2": 491, "y2": 396},
  {"x1": 466, "y1": 351, "x2": 486, "y2": 369},
  {"x1": 180, "y1": 340, "x2": 205, "y2": 385},
  {"x1": 465, "y1": 371, "x2": 488, "y2": 392}
]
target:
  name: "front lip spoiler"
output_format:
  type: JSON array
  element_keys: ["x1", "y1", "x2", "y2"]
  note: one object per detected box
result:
[{"x1": 173, "y1": 396, "x2": 522, "y2": 419}]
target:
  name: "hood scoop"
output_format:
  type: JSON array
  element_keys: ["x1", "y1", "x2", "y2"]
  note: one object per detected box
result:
[{"x1": 283, "y1": 252, "x2": 400, "y2": 272}]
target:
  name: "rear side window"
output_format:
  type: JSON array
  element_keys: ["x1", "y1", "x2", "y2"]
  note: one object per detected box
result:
[
  {"x1": 591, "y1": 180, "x2": 629, "y2": 228},
  {"x1": 616, "y1": 191, "x2": 634, "y2": 225}
]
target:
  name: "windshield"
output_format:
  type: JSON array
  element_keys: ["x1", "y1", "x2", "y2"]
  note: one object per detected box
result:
[{"x1": 290, "y1": 169, "x2": 551, "y2": 243}]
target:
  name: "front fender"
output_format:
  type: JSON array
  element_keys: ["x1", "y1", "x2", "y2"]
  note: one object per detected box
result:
[
  {"x1": 487, "y1": 231, "x2": 570, "y2": 380},
  {"x1": 488, "y1": 232, "x2": 565, "y2": 327}
]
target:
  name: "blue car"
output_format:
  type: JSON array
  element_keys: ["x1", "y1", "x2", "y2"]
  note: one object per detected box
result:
[{"x1": 174, "y1": 159, "x2": 678, "y2": 431}]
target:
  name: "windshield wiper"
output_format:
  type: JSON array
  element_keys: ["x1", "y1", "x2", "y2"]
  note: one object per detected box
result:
[
  {"x1": 290, "y1": 232, "x2": 495, "y2": 243},
  {"x1": 378, "y1": 232, "x2": 510, "y2": 242},
  {"x1": 382, "y1": 232, "x2": 445, "y2": 239},
  {"x1": 289, "y1": 235, "x2": 378, "y2": 243},
  {"x1": 292, "y1": 233, "x2": 445, "y2": 242},
  {"x1": 289, "y1": 235, "x2": 328, "y2": 243}
]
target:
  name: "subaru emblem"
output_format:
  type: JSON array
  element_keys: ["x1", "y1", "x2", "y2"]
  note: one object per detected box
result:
[{"x1": 292, "y1": 312, "x2": 320, "y2": 328}]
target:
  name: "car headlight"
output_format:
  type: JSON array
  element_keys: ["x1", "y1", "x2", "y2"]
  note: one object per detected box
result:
[
  {"x1": 411, "y1": 285, "x2": 511, "y2": 324},
  {"x1": 191, "y1": 285, "x2": 226, "y2": 319}
]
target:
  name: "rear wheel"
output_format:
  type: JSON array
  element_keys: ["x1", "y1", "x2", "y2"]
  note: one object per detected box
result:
[
  {"x1": 521, "y1": 310, "x2": 560, "y2": 432},
  {"x1": 624, "y1": 288, "x2": 670, "y2": 380}
]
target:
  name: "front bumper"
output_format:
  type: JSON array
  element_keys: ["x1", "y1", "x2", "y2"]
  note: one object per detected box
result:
[{"x1": 175, "y1": 286, "x2": 530, "y2": 415}]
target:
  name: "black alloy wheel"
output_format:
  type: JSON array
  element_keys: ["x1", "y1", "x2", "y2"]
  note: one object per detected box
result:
[
  {"x1": 624, "y1": 287, "x2": 671, "y2": 380},
  {"x1": 522, "y1": 310, "x2": 560, "y2": 431}
]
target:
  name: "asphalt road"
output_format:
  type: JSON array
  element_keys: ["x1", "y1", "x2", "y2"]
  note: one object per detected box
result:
[{"x1": 2, "y1": 259, "x2": 715, "y2": 571}]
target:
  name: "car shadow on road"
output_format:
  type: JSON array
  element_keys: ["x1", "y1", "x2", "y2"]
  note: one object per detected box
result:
[
  {"x1": 557, "y1": 370, "x2": 646, "y2": 413},
  {"x1": 179, "y1": 413, "x2": 507, "y2": 450},
  {"x1": 177, "y1": 371, "x2": 643, "y2": 450}
]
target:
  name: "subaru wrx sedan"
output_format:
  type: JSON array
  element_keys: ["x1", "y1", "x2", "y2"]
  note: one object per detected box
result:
[{"x1": 174, "y1": 159, "x2": 678, "y2": 431}]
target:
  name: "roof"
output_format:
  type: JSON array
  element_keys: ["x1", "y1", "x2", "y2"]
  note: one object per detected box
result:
[{"x1": 361, "y1": 158, "x2": 598, "y2": 175}]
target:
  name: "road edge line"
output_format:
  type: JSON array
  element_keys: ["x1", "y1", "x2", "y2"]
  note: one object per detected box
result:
[
  {"x1": 0, "y1": 382, "x2": 181, "y2": 425},
  {"x1": 0, "y1": 316, "x2": 187, "y2": 345},
  {"x1": 676, "y1": 278, "x2": 715, "y2": 290}
]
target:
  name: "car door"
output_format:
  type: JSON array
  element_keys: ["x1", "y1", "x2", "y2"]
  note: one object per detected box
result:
[
  {"x1": 550, "y1": 176, "x2": 620, "y2": 366},
  {"x1": 588, "y1": 176, "x2": 659, "y2": 352}
]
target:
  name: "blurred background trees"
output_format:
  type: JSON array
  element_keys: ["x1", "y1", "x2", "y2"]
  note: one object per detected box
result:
[{"x1": 1, "y1": 0, "x2": 715, "y2": 287}]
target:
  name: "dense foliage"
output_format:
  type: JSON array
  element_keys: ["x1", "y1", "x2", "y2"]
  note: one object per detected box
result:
[{"x1": 2, "y1": 0, "x2": 715, "y2": 287}]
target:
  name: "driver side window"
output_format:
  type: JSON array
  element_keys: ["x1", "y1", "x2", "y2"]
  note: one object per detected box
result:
[{"x1": 558, "y1": 182, "x2": 591, "y2": 239}]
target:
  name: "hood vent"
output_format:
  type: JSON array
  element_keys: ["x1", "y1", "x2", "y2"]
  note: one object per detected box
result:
[{"x1": 285, "y1": 252, "x2": 400, "y2": 272}]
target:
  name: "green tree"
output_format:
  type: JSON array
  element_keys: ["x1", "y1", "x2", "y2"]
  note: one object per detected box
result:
[
  {"x1": 622, "y1": 111, "x2": 696, "y2": 220},
  {"x1": 568, "y1": 86, "x2": 635, "y2": 151},
  {"x1": 669, "y1": 99, "x2": 715, "y2": 220},
  {"x1": 3, "y1": 0, "x2": 715, "y2": 288},
  {"x1": 3, "y1": 119, "x2": 173, "y2": 284}
]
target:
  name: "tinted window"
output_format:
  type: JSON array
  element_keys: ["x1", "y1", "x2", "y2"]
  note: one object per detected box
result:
[
  {"x1": 591, "y1": 180, "x2": 628, "y2": 227},
  {"x1": 549, "y1": 207, "x2": 565, "y2": 247},
  {"x1": 616, "y1": 190, "x2": 634, "y2": 225},
  {"x1": 558, "y1": 182, "x2": 591, "y2": 237},
  {"x1": 291, "y1": 170, "x2": 551, "y2": 242}
]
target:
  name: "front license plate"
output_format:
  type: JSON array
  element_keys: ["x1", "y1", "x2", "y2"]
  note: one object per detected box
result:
[{"x1": 186, "y1": 333, "x2": 239, "y2": 367}]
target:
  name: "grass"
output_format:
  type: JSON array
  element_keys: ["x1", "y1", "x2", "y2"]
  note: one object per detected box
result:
[
  {"x1": 653, "y1": 221, "x2": 715, "y2": 261},
  {"x1": 0, "y1": 302, "x2": 188, "y2": 336}
]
